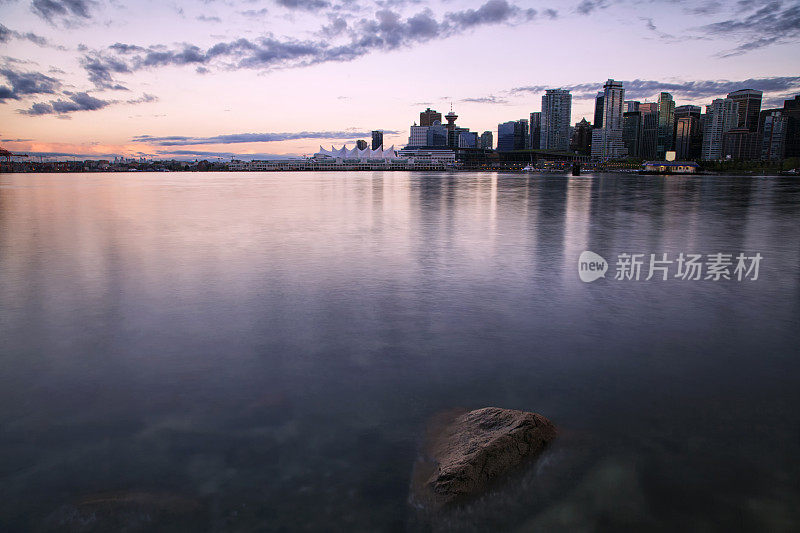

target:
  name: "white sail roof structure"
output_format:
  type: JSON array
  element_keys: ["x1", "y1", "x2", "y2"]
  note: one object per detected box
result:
[{"x1": 315, "y1": 145, "x2": 398, "y2": 160}]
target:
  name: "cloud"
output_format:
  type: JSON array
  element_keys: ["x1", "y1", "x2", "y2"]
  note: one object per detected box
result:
[
  {"x1": 241, "y1": 8, "x2": 269, "y2": 17},
  {"x1": 20, "y1": 91, "x2": 110, "y2": 114},
  {"x1": 109, "y1": 43, "x2": 145, "y2": 54},
  {"x1": 510, "y1": 76, "x2": 800, "y2": 101},
  {"x1": 698, "y1": 1, "x2": 800, "y2": 56},
  {"x1": 80, "y1": 54, "x2": 131, "y2": 89},
  {"x1": 126, "y1": 92, "x2": 158, "y2": 104},
  {"x1": 131, "y1": 130, "x2": 402, "y2": 146},
  {"x1": 0, "y1": 23, "x2": 61, "y2": 47},
  {"x1": 687, "y1": 1, "x2": 723, "y2": 15},
  {"x1": 31, "y1": 0, "x2": 94, "y2": 24},
  {"x1": 96, "y1": 0, "x2": 545, "y2": 82},
  {"x1": 276, "y1": 0, "x2": 330, "y2": 10},
  {"x1": 461, "y1": 95, "x2": 509, "y2": 104},
  {"x1": 448, "y1": 0, "x2": 536, "y2": 27},
  {"x1": 154, "y1": 150, "x2": 301, "y2": 160},
  {"x1": 196, "y1": 15, "x2": 221, "y2": 23},
  {"x1": 0, "y1": 67, "x2": 61, "y2": 101},
  {"x1": 576, "y1": 0, "x2": 608, "y2": 15}
]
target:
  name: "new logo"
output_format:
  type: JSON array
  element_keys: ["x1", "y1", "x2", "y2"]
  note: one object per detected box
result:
[{"x1": 578, "y1": 251, "x2": 608, "y2": 282}]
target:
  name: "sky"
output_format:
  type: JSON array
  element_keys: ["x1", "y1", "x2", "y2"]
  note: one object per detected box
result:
[{"x1": 0, "y1": 0, "x2": 799, "y2": 160}]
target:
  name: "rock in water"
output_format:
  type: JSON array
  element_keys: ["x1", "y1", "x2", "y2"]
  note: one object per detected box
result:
[{"x1": 412, "y1": 407, "x2": 557, "y2": 508}]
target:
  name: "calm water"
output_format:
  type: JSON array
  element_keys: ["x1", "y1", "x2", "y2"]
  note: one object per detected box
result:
[{"x1": 1, "y1": 172, "x2": 799, "y2": 532}]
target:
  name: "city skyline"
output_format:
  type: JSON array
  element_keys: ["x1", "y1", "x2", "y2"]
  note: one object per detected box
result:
[{"x1": 1, "y1": 0, "x2": 799, "y2": 159}]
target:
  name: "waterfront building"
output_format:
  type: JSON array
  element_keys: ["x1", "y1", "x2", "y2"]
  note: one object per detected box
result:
[
  {"x1": 761, "y1": 110, "x2": 788, "y2": 161},
  {"x1": 408, "y1": 125, "x2": 429, "y2": 147},
  {"x1": 657, "y1": 92, "x2": 675, "y2": 159},
  {"x1": 541, "y1": 89, "x2": 572, "y2": 151},
  {"x1": 420, "y1": 108, "x2": 442, "y2": 127},
  {"x1": 723, "y1": 128, "x2": 761, "y2": 160},
  {"x1": 674, "y1": 105, "x2": 702, "y2": 160},
  {"x1": 623, "y1": 111, "x2": 642, "y2": 158},
  {"x1": 782, "y1": 94, "x2": 800, "y2": 158},
  {"x1": 520, "y1": 119, "x2": 530, "y2": 149},
  {"x1": 458, "y1": 131, "x2": 478, "y2": 148},
  {"x1": 396, "y1": 148, "x2": 455, "y2": 167},
  {"x1": 371, "y1": 130, "x2": 383, "y2": 150},
  {"x1": 702, "y1": 98, "x2": 739, "y2": 160},
  {"x1": 727, "y1": 89, "x2": 762, "y2": 131},
  {"x1": 356, "y1": 140, "x2": 368, "y2": 150},
  {"x1": 592, "y1": 79, "x2": 627, "y2": 160},
  {"x1": 529, "y1": 112, "x2": 541, "y2": 149},
  {"x1": 480, "y1": 131, "x2": 493, "y2": 150},
  {"x1": 594, "y1": 92, "x2": 604, "y2": 128},
  {"x1": 498, "y1": 120, "x2": 528, "y2": 151},
  {"x1": 570, "y1": 118, "x2": 592, "y2": 155},
  {"x1": 639, "y1": 102, "x2": 659, "y2": 160},
  {"x1": 428, "y1": 123, "x2": 448, "y2": 146},
  {"x1": 643, "y1": 161, "x2": 699, "y2": 173}
]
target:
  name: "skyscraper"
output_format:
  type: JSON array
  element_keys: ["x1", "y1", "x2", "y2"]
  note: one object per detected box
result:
[
  {"x1": 702, "y1": 98, "x2": 739, "y2": 160},
  {"x1": 497, "y1": 120, "x2": 527, "y2": 151},
  {"x1": 570, "y1": 118, "x2": 592, "y2": 155},
  {"x1": 761, "y1": 110, "x2": 788, "y2": 161},
  {"x1": 727, "y1": 89, "x2": 762, "y2": 131},
  {"x1": 782, "y1": 94, "x2": 800, "y2": 157},
  {"x1": 371, "y1": 130, "x2": 383, "y2": 150},
  {"x1": 625, "y1": 101, "x2": 640, "y2": 113},
  {"x1": 541, "y1": 89, "x2": 572, "y2": 152},
  {"x1": 420, "y1": 108, "x2": 442, "y2": 127},
  {"x1": 723, "y1": 128, "x2": 760, "y2": 160},
  {"x1": 592, "y1": 79, "x2": 627, "y2": 160},
  {"x1": 639, "y1": 102, "x2": 659, "y2": 160},
  {"x1": 623, "y1": 111, "x2": 642, "y2": 158},
  {"x1": 356, "y1": 139, "x2": 368, "y2": 150},
  {"x1": 674, "y1": 105, "x2": 702, "y2": 160},
  {"x1": 657, "y1": 92, "x2": 675, "y2": 158},
  {"x1": 480, "y1": 131, "x2": 493, "y2": 150},
  {"x1": 529, "y1": 112, "x2": 541, "y2": 149},
  {"x1": 594, "y1": 92, "x2": 604, "y2": 128}
]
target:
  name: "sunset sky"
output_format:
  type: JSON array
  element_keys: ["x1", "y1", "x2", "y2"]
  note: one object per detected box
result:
[{"x1": 1, "y1": 0, "x2": 799, "y2": 160}]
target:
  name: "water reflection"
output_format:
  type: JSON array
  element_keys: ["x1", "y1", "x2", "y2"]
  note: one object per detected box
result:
[{"x1": 0, "y1": 172, "x2": 798, "y2": 531}]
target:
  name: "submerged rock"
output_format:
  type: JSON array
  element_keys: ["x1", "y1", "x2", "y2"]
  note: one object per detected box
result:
[{"x1": 412, "y1": 407, "x2": 557, "y2": 508}]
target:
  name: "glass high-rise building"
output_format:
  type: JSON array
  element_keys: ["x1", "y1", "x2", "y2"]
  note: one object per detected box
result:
[
  {"x1": 623, "y1": 111, "x2": 642, "y2": 158},
  {"x1": 529, "y1": 112, "x2": 541, "y2": 150},
  {"x1": 674, "y1": 105, "x2": 702, "y2": 160},
  {"x1": 497, "y1": 120, "x2": 527, "y2": 151},
  {"x1": 782, "y1": 94, "x2": 800, "y2": 157},
  {"x1": 479, "y1": 131, "x2": 493, "y2": 150},
  {"x1": 371, "y1": 130, "x2": 383, "y2": 150},
  {"x1": 592, "y1": 79, "x2": 627, "y2": 160},
  {"x1": 657, "y1": 92, "x2": 675, "y2": 158},
  {"x1": 541, "y1": 89, "x2": 572, "y2": 152},
  {"x1": 639, "y1": 102, "x2": 659, "y2": 160},
  {"x1": 726, "y1": 89, "x2": 762, "y2": 132},
  {"x1": 702, "y1": 98, "x2": 739, "y2": 160},
  {"x1": 761, "y1": 111, "x2": 788, "y2": 161},
  {"x1": 594, "y1": 92, "x2": 604, "y2": 128}
]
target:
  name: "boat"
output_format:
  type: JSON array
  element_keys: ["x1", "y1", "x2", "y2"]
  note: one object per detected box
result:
[{"x1": 522, "y1": 164, "x2": 535, "y2": 172}]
